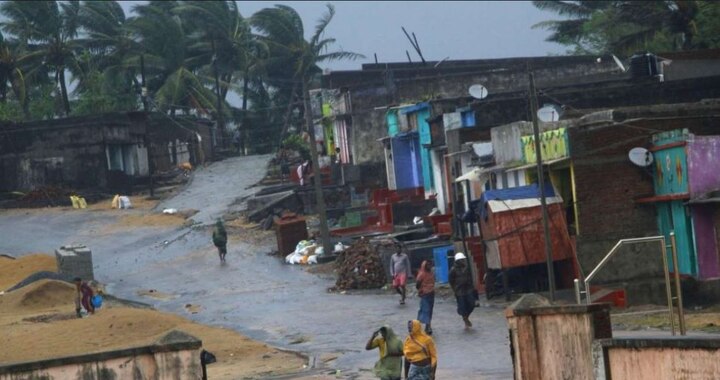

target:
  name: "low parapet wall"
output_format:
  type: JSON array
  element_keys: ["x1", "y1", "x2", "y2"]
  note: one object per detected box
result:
[
  {"x1": 0, "y1": 330, "x2": 202, "y2": 380},
  {"x1": 594, "y1": 337, "x2": 720, "y2": 380}
]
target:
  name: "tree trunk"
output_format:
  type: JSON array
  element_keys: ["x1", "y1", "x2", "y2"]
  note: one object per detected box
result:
[
  {"x1": 302, "y1": 78, "x2": 332, "y2": 256},
  {"x1": 278, "y1": 83, "x2": 298, "y2": 149},
  {"x1": 241, "y1": 74, "x2": 249, "y2": 155},
  {"x1": 58, "y1": 68, "x2": 71, "y2": 116},
  {"x1": 211, "y1": 39, "x2": 225, "y2": 149}
]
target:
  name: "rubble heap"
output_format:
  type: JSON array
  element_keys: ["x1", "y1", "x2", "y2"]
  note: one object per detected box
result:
[{"x1": 334, "y1": 238, "x2": 387, "y2": 290}]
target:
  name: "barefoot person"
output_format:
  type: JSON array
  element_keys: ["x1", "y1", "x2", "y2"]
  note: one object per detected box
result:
[
  {"x1": 403, "y1": 320, "x2": 437, "y2": 380},
  {"x1": 212, "y1": 218, "x2": 228, "y2": 264},
  {"x1": 449, "y1": 252, "x2": 476, "y2": 328},
  {"x1": 390, "y1": 243, "x2": 411, "y2": 305},
  {"x1": 365, "y1": 326, "x2": 403, "y2": 380},
  {"x1": 74, "y1": 277, "x2": 95, "y2": 318},
  {"x1": 415, "y1": 260, "x2": 435, "y2": 335}
]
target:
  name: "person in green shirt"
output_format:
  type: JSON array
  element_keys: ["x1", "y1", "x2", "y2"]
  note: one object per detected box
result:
[
  {"x1": 365, "y1": 325, "x2": 404, "y2": 380},
  {"x1": 212, "y1": 219, "x2": 228, "y2": 264}
]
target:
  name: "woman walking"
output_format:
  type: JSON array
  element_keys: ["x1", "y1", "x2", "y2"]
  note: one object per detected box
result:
[
  {"x1": 403, "y1": 320, "x2": 437, "y2": 380},
  {"x1": 415, "y1": 260, "x2": 435, "y2": 335}
]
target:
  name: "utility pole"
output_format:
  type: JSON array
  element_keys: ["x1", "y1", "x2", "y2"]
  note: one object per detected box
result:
[
  {"x1": 302, "y1": 78, "x2": 332, "y2": 257},
  {"x1": 141, "y1": 54, "x2": 155, "y2": 197},
  {"x1": 528, "y1": 70, "x2": 556, "y2": 302}
]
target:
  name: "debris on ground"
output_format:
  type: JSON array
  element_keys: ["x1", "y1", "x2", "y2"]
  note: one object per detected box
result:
[
  {"x1": 285, "y1": 240, "x2": 320, "y2": 265},
  {"x1": 332, "y1": 238, "x2": 387, "y2": 290}
]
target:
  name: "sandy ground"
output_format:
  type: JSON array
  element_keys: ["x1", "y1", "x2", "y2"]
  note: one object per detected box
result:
[
  {"x1": 0, "y1": 254, "x2": 57, "y2": 291},
  {"x1": 0, "y1": 258, "x2": 306, "y2": 379}
]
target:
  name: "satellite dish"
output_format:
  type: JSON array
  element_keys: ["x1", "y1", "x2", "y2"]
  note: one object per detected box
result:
[
  {"x1": 468, "y1": 84, "x2": 488, "y2": 100},
  {"x1": 629, "y1": 147, "x2": 653, "y2": 167},
  {"x1": 537, "y1": 104, "x2": 561, "y2": 122},
  {"x1": 612, "y1": 54, "x2": 627, "y2": 72}
]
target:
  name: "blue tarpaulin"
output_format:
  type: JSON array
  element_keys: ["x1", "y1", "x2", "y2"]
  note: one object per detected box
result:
[
  {"x1": 471, "y1": 182, "x2": 556, "y2": 219},
  {"x1": 399, "y1": 102, "x2": 429, "y2": 114}
]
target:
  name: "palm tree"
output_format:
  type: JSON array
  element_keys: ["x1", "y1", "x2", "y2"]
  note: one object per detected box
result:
[
  {"x1": 73, "y1": 0, "x2": 139, "y2": 114},
  {"x1": 533, "y1": 1, "x2": 710, "y2": 55},
  {"x1": 253, "y1": 3, "x2": 364, "y2": 255},
  {"x1": 128, "y1": 1, "x2": 217, "y2": 116},
  {"x1": 532, "y1": 1, "x2": 614, "y2": 53},
  {"x1": 0, "y1": 0, "x2": 80, "y2": 116},
  {"x1": 174, "y1": 1, "x2": 266, "y2": 152},
  {"x1": 0, "y1": 32, "x2": 29, "y2": 119}
]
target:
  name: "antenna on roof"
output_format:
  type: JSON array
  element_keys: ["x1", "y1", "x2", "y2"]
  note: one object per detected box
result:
[{"x1": 401, "y1": 26, "x2": 426, "y2": 65}]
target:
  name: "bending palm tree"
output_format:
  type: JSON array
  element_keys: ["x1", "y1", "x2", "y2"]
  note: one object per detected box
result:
[{"x1": 0, "y1": 0, "x2": 80, "y2": 116}]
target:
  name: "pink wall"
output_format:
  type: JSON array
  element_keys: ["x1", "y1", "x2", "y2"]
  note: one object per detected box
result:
[
  {"x1": 688, "y1": 135, "x2": 720, "y2": 279},
  {"x1": 687, "y1": 135, "x2": 720, "y2": 197}
]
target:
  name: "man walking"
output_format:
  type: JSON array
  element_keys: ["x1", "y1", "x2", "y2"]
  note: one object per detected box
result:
[
  {"x1": 212, "y1": 218, "x2": 228, "y2": 264},
  {"x1": 390, "y1": 243, "x2": 411, "y2": 305},
  {"x1": 449, "y1": 252, "x2": 476, "y2": 328},
  {"x1": 365, "y1": 326, "x2": 403, "y2": 380}
]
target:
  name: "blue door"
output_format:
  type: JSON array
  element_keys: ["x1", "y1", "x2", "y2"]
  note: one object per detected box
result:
[{"x1": 392, "y1": 133, "x2": 424, "y2": 189}]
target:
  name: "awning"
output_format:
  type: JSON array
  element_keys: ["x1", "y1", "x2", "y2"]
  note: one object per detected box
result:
[
  {"x1": 688, "y1": 190, "x2": 720, "y2": 204},
  {"x1": 688, "y1": 197, "x2": 720, "y2": 204},
  {"x1": 399, "y1": 102, "x2": 429, "y2": 114},
  {"x1": 505, "y1": 157, "x2": 570, "y2": 172},
  {"x1": 444, "y1": 150, "x2": 472, "y2": 158},
  {"x1": 455, "y1": 167, "x2": 489, "y2": 183},
  {"x1": 487, "y1": 196, "x2": 564, "y2": 213},
  {"x1": 635, "y1": 193, "x2": 690, "y2": 204}
]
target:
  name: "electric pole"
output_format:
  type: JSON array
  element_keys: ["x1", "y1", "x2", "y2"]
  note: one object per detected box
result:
[
  {"x1": 528, "y1": 70, "x2": 556, "y2": 302},
  {"x1": 141, "y1": 54, "x2": 155, "y2": 197},
  {"x1": 302, "y1": 78, "x2": 332, "y2": 257}
]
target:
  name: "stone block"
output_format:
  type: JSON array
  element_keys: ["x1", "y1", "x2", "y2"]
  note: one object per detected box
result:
[{"x1": 55, "y1": 244, "x2": 94, "y2": 281}]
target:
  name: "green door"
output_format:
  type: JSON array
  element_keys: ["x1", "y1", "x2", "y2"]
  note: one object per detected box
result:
[{"x1": 656, "y1": 201, "x2": 697, "y2": 275}]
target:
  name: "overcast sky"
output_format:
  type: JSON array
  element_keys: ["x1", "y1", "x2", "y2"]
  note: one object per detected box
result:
[{"x1": 119, "y1": 1, "x2": 566, "y2": 71}]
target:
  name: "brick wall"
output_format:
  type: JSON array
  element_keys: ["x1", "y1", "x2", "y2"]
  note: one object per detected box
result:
[{"x1": 571, "y1": 116, "x2": 720, "y2": 283}]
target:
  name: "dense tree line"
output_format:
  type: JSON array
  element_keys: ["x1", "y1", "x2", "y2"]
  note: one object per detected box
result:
[
  {"x1": 533, "y1": 1, "x2": 720, "y2": 56},
  {"x1": 0, "y1": 1, "x2": 360, "y2": 154}
]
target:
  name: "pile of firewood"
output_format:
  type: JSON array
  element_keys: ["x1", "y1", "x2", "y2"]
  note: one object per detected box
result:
[{"x1": 333, "y1": 238, "x2": 387, "y2": 290}]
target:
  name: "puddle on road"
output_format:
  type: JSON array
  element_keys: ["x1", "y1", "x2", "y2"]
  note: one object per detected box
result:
[{"x1": 137, "y1": 289, "x2": 178, "y2": 300}]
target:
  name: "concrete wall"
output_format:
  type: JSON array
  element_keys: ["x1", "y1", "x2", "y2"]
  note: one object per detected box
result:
[
  {"x1": 0, "y1": 330, "x2": 202, "y2": 380},
  {"x1": 324, "y1": 56, "x2": 621, "y2": 165},
  {"x1": 594, "y1": 338, "x2": 720, "y2": 380},
  {"x1": 0, "y1": 116, "x2": 145, "y2": 191},
  {"x1": 0, "y1": 112, "x2": 213, "y2": 192}
]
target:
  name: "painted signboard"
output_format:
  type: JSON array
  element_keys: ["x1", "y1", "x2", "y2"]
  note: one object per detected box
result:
[{"x1": 521, "y1": 128, "x2": 569, "y2": 164}]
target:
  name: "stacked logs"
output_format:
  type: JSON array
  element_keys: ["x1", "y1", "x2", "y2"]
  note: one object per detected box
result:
[{"x1": 333, "y1": 238, "x2": 387, "y2": 290}]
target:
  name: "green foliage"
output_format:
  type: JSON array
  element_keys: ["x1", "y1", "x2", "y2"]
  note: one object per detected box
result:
[
  {"x1": 534, "y1": 1, "x2": 720, "y2": 55},
  {"x1": 0, "y1": 0, "x2": 360, "y2": 154},
  {"x1": 282, "y1": 134, "x2": 310, "y2": 160}
]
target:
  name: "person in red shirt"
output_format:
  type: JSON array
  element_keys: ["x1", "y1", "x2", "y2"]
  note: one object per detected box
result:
[
  {"x1": 74, "y1": 277, "x2": 95, "y2": 318},
  {"x1": 415, "y1": 260, "x2": 435, "y2": 335}
]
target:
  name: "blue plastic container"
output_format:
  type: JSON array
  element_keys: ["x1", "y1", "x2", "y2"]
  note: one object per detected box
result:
[{"x1": 432, "y1": 245, "x2": 454, "y2": 284}]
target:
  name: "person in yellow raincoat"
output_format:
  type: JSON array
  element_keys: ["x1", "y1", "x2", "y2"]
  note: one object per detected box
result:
[
  {"x1": 403, "y1": 320, "x2": 437, "y2": 380},
  {"x1": 365, "y1": 325, "x2": 403, "y2": 380}
]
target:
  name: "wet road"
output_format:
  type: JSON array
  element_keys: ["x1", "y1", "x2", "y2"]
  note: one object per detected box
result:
[{"x1": 0, "y1": 155, "x2": 513, "y2": 379}]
